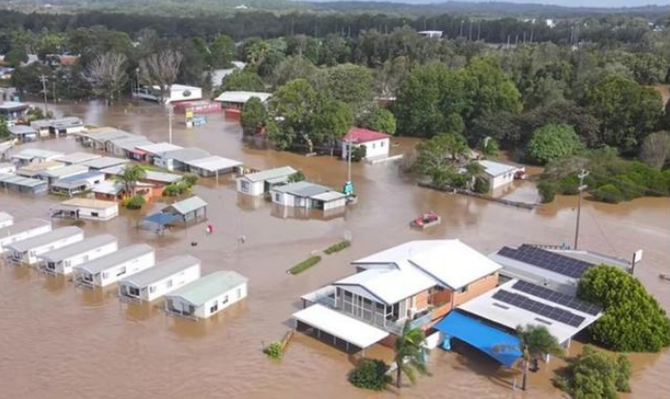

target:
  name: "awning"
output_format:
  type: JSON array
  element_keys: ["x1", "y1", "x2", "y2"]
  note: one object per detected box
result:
[
  {"x1": 142, "y1": 212, "x2": 181, "y2": 226},
  {"x1": 293, "y1": 304, "x2": 389, "y2": 349},
  {"x1": 434, "y1": 311, "x2": 522, "y2": 367}
]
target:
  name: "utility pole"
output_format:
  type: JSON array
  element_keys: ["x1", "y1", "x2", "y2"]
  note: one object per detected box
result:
[
  {"x1": 39, "y1": 74, "x2": 49, "y2": 116},
  {"x1": 573, "y1": 169, "x2": 589, "y2": 250},
  {"x1": 167, "y1": 105, "x2": 174, "y2": 144}
]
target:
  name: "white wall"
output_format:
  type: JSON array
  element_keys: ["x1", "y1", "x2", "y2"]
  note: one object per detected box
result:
[
  {"x1": 16, "y1": 232, "x2": 84, "y2": 265},
  {"x1": 489, "y1": 171, "x2": 516, "y2": 190},
  {"x1": 0, "y1": 218, "x2": 13, "y2": 229},
  {"x1": 0, "y1": 224, "x2": 52, "y2": 253},
  {"x1": 77, "y1": 205, "x2": 118, "y2": 221},
  {"x1": 75, "y1": 250, "x2": 156, "y2": 287},
  {"x1": 341, "y1": 138, "x2": 390, "y2": 160},
  {"x1": 47, "y1": 241, "x2": 118, "y2": 275},
  {"x1": 120, "y1": 264, "x2": 201, "y2": 302},
  {"x1": 167, "y1": 87, "x2": 202, "y2": 104},
  {"x1": 236, "y1": 178, "x2": 264, "y2": 197},
  {"x1": 196, "y1": 282, "x2": 248, "y2": 319},
  {"x1": 323, "y1": 198, "x2": 346, "y2": 211}
]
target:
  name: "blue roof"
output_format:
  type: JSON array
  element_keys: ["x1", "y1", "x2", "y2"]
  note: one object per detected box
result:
[
  {"x1": 434, "y1": 311, "x2": 522, "y2": 367},
  {"x1": 142, "y1": 212, "x2": 181, "y2": 226},
  {"x1": 57, "y1": 170, "x2": 104, "y2": 183}
]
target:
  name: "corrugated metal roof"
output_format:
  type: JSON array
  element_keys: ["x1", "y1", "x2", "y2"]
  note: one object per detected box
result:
[
  {"x1": 39, "y1": 234, "x2": 117, "y2": 262},
  {"x1": 136, "y1": 142, "x2": 183, "y2": 155},
  {"x1": 159, "y1": 148, "x2": 210, "y2": 162},
  {"x1": 214, "y1": 91, "x2": 272, "y2": 104},
  {"x1": 6, "y1": 226, "x2": 83, "y2": 252},
  {"x1": 11, "y1": 148, "x2": 64, "y2": 160},
  {"x1": 57, "y1": 197, "x2": 117, "y2": 210},
  {"x1": 272, "y1": 181, "x2": 331, "y2": 197},
  {"x1": 9, "y1": 125, "x2": 36, "y2": 135},
  {"x1": 478, "y1": 160, "x2": 522, "y2": 178},
  {"x1": 184, "y1": 156, "x2": 242, "y2": 172},
  {"x1": 0, "y1": 173, "x2": 49, "y2": 188},
  {"x1": 39, "y1": 164, "x2": 89, "y2": 179},
  {"x1": 165, "y1": 271, "x2": 248, "y2": 307},
  {"x1": 240, "y1": 166, "x2": 297, "y2": 183},
  {"x1": 119, "y1": 254, "x2": 200, "y2": 288},
  {"x1": 54, "y1": 152, "x2": 102, "y2": 165},
  {"x1": 0, "y1": 218, "x2": 50, "y2": 237},
  {"x1": 167, "y1": 196, "x2": 207, "y2": 215},
  {"x1": 81, "y1": 157, "x2": 129, "y2": 170},
  {"x1": 101, "y1": 165, "x2": 181, "y2": 184},
  {"x1": 75, "y1": 244, "x2": 154, "y2": 274}
]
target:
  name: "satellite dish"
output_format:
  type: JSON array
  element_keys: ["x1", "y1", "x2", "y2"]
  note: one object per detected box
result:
[{"x1": 183, "y1": 90, "x2": 191, "y2": 97}]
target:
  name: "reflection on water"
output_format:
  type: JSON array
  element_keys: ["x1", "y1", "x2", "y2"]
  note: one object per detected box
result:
[{"x1": 0, "y1": 100, "x2": 668, "y2": 399}]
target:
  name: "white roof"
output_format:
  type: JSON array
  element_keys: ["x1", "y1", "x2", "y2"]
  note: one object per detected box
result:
[
  {"x1": 478, "y1": 160, "x2": 523, "y2": 177},
  {"x1": 311, "y1": 191, "x2": 347, "y2": 202},
  {"x1": 293, "y1": 304, "x2": 389, "y2": 348},
  {"x1": 101, "y1": 165, "x2": 181, "y2": 184},
  {"x1": 184, "y1": 156, "x2": 242, "y2": 172},
  {"x1": 11, "y1": 148, "x2": 64, "y2": 160},
  {"x1": 92, "y1": 181, "x2": 123, "y2": 195},
  {"x1": 55, "y1": 152, "x2": 102, "y2": 165},
  {"x1": 136, "y1": 142, "x2": 183, "y2": 155},
  {"x1": 353, "y1": 240, "x2": 502, "y2": 290},
  {"x1": 458, "y1": 279, "x2": 602, "y2": 344},
  {"x1": 39, "y1": 164, "x2": 89, "y2": 179},
  {"x1": 335, "y1": 268, "x2": 435, "y2": 305},
  {"x1": 0, "y1": 212, "x2": 12, "y2": 224},
  {"x1": 214, "y1": 91, "x2": 272, "y2": 104}
]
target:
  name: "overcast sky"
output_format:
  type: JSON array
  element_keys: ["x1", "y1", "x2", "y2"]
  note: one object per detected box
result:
[{"x1": 365, "y1": 0, "x2": 670, "y2": 8}]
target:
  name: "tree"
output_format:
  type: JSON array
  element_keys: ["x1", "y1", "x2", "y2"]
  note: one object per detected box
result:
[
  {"x1": 271, "y1": 56, "x2": 318, "y2": 88},
  {"x1": 139, "y1": 49, "x2": 183, "y2": 104},
  {"x1": 412, "y1": 132, "x2": 465, "y2": 187},
  {"x1": 359, "y1": 104, "x2": 396, "y2": 135},
  {"x1": 267, "y1": 79, "x2": 318, "y2": 150},
  {"x1": 577, "y1": 265, "x2": 670, "y2": 352},
  {"x1": 221, "y1": 69, "x2": 265, "y2": 93},
  {"x1": 554, "y1": 345, "x2": 631, "y2": 399},
  {"x1": 325, "y1": 64, "x2": 374, "y2": 106},
  {"x1": 308, "y1": 94, "x2": 353, "y2": 153},
  {"x1": 395, "y1": 63, "x2": 450, "y2": 138},
  {"x1": 87, "y1": 52, "x2": 128, "y2": 104},
  {"x1": 640, "y1": 131, "x2": 670, "y2": 169},
  {"x1": 240, "y1": 97, "x2": 267, "y2": 136},
  {"x1": 527, "y1": 124, "x2": 584, "y2": 165},
  {"x1": 394, "y1": 321, "x2": 430, "y2": 388},
  {"x1": 478, "y1": 137, "x2": 499, "y2": 157},
  {"x1": 114, "y1": 165, "x2": 147, "y2": 197},
  {"x1": 4, "y1": 48, "x2": 28, "y2": 67},
  {"x1": 0, "y1": 117, "x2": 10, "y2": 140},
  {"x1": 463, "y1": 161, "x2": 485, "y2": 191},
  {"x1": 348, "y1": 359, "x2": 392, "y2": 391},
  {"x1": 209, "y1": 34, "x2": 236, "y2": 68},
  {"x1": 584, "y1": 75, "x2": 663, "y2": 153}
]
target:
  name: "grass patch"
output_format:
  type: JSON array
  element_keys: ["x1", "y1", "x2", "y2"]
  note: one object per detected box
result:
[
  {"x1": 288, "y1": 255, "x2": 321, "y2": 275},
  {"x1": 139, "y1": 164, "x2": 160, "y2": 171},
  {"x1": 324, "y1": 240, "x2": 351, "y2": 255}
]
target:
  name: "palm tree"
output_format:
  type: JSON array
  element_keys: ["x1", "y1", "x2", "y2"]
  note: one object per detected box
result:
[
  {"x1": 496, "y1": 324, "x2": 564, "y2": 391},
  {"x1": 394, "y1": 321, "x2": 430, "y2": 388},
  {"x1": 114, "y1": 165, "x2": 147, "y2": 197},
  {"x1": 478, "y1": 136, "x2": 500, "y2": 157},
  {"x1": 463, "y1": 161, "x2": 485, "y2": 191}
]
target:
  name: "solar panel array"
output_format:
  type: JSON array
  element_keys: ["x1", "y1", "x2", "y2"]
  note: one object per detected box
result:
[
  {"x1": 512, "y1": 280, "x2": 601, "y2": 316},
  {"x1": 497, "y1": 244, "x2": 594, "y2": 278},
  {"x1": 492, "y1": 289, "x2": 586, "y2": 327}
]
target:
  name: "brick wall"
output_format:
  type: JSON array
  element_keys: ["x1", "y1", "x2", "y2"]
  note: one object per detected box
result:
[{"x1": 453, "y1": 272, "x2": 499, "y2": 306}]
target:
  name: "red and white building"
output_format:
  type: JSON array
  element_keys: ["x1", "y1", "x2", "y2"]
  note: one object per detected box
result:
[{"x1": 341, "y1": 128, "x2": 391, "y2": 161}]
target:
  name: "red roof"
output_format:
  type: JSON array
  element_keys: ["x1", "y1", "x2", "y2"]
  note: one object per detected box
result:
[{"x1": 343, "y1": 128, "x2": 390, "y2": 144}]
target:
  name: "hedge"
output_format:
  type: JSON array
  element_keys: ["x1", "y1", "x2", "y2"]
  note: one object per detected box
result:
[{"x1": 288, "y1": 256, "x2": 321, "y2": 275}]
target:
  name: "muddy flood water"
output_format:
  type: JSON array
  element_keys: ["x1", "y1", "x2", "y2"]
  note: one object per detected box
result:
[{"x1": 1, "y1": 100, "x2": 669, "y2": 399}]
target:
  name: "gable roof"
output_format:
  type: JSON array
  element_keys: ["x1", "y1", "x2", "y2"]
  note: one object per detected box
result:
[
  {"x1": 344, "y1": 127, "x2": 390, "y2": 144},
  {"x1": 334, "y1": 268, "x2": 435, "y2": 305},
  {"x1": 39, "y1": 234, "x2": 117, "y2": 262},
  {"x1": 165, "y1": 271, "x2": 248, "y2": 307},
  {"x1": 477, "y1": 160, "x2": 522, "y2": 178},
  {"x1": 119, "y1": 254, "x2": 200, "y2": 288},
  {"x1": 166, "y1": 196, "x2": 207, "y2": 215},
  {"x1": 6, "y1": 226, "x2": 83, "y2": 252},
  {"x1": 271, "y1": 181, "x2": 332, "y2": 197},
  {"x1": 241, "y1": 166, "x2": 297, "y2": 183},
  {"x1": 183, "y1": 155, "x2": 242, "y2": 172},
  {"x1": 74, "y1": 244, "x2": 154, "y2": 274}
]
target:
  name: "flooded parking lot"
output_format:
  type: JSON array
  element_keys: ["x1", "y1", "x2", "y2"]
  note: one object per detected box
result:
[{"x1": 1, "y1": 100, "x2": 669, "y2": 398}]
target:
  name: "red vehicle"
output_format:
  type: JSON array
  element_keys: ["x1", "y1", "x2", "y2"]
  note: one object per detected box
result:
[{"x1": 411, "y1": 211, "x2": 441, "y2": 229}]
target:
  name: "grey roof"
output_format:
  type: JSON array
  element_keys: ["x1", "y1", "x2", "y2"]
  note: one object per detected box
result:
[
  {"x1": 9, "y1": 125, "x2": 36, "y2": 135},
  {"x1": 0, "y1": 173, "x2": 49, "y2": 189},
  {"x1": 272, "y1": 181, "x2": 331, "y2": 197},
  {"x1": 0, "y1": 212, "x2": 13, "y2": 224},
  {"x1": 39, "y1": 164, "x2": 89, "y2": 179},
  {"x1": 39, "y1": 234, "x2": 117, "y2": 262},
  {"x1": 11, "y1": 148, "x2": 64, "y2": 160},
  {"x1": 165, "y1": 271, "x2": 248, "y2": 307},
  {"x1": 109, "y1": 136, "x2": 154, "y2": 151},
  {"x1": 54, "y1": 152, "x2": 102, "y2": 165},
  {"x1": 159, "y1": 147, "x2": 210, "y2": 162},
  {"x1": 241, "y1": 166, "x2": 297, "y2": 183},
  {"x1": 85, "y1": 129, "x2": 134, "y2": 143},
  {"x1": 119, "y1": 254, "x2": 200, "y2": 288},
  {"x1": 51, "y1": 117, "x2": 83, "y2": 128},
  {"x1": 81, "y1": 157, "x2": 129, "y2": 170},
  {"x1": 6, "y1": 226, "x2": 83, "y2": 252},
  {"x1": 0, "y1": 218, "x2": 49, "y2": 237},
  {"x1": 101, "y1": 165, "x2": 181, "y2": 184},
  {"x1": 166, "y1": 196, "x2": 207, "y2": 215},
  {"x1": 74, "y1": 244, "x2": 154, "y2": 274},
  {"x1": 0, "y1": 102, "x2": 29, "y2": 111},
  {"x1": 478, "y1": 160, "x2": 523, "y2": 177}
]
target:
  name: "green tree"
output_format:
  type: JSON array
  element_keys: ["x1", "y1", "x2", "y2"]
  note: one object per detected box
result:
[
  {"x1": 0, "y1": 117, "x2": 10, "y2": 140},
  {"x1": 359, "y1": 104, "x2": 396, "y2": 134},
  {"x1": 267, "y1": 79, "x2": 317, "y2": 150},
  {"x1": 221, "y1": 69, "x2": 265, "y2": 93},
  {"x1": 394, "y1": 321, "x2": 430, "y2": 388},
  {"x1": 240, "y1": 97, "x2": 268, "y2": 136},
  {"x1": 4, "y1": 48, "x2": 28, "y2": 67},
  {"x1": 114, "y1": 165, "x2": 147, "y2": 197},
  {"x1": 516, "y1": 325, "x2": 564, "y2": 391},
  {"x1": 478, "y1": 137, "x2": 500, "y2": 157},
  {"x1": 578, "y1": 265, "x2": 670, "y2": 352},
  {"x1": 325, "y1": 64, "x2": 374, "y2": 106},
  {"x1": 554, "y1": 345, "x2": 632, "y2": 399},
  {"x1": 584, "y1": 75, "x2": 663, "y2": 153},
  {"x1": 209, "y1": 34, "x2": 236, "y2": 68},
  {"x1": 527, "y1": 124, "x2": 584, "y2": 165},
  {"x1": 348, "y1": 359, "x2": 391, "y2": 391},
  {"x1": 308, "y1": 94, "x2": 353, "y2": 154},
  {"x1": 463, "y1": 161, "x2": 486, "y2": 191},
  {"x1": 271, "y1": 56, "x2": 318, "y2": 89},
  {"x1": 412, "y1": 132, "x2": 465, "y2": 187}
]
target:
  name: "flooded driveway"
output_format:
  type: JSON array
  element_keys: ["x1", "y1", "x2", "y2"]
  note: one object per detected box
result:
[{"x1": 1, "y1": 100, "x2": 669, "y2": 398}]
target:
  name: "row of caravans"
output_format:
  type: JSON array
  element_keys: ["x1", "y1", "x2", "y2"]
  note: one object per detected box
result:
[{"x1": 0, "y1": 214, "x2": 248, "y2": 320}]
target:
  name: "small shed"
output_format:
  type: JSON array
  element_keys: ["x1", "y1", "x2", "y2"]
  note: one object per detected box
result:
[
  {"x1": 165, "y1": 271, "x2": 248, "y2": 320},
  {"x1": 0, "y1": 211, "x2": 14, "y2": 229},
  {"x1": 4, "y1": 226, "x2": 84, "y2": 265},
  {"x1": 50, "y1": 170, "x2": 105, "y2": 196},
  {"x1": 0, "y1": 218, "x2": 52, "y2": 253},
  {"x1": 270, "y1": 181, "x2": 347, "y2": 211},
  {"x1": 161, "y1": 196, "x2": 208, "y2": 225},
  {"x1": 118, "y1": 254, "x2": 201, "y2": 302},
  {"x1": 477, "y1": 160, "x2": 525, "y2": 191},
  {"x1": 183, "y1": 155, "x2": 242, "y2": 177},
  {"x1": 74, "y1": 243, "x2": 156, "y2": 288},
  {"x1": 0, "y1": 173, "x2": 49, "y2": 194},
  {"x1": 342, "y1": 128, "x2": 391, "y2": 161},
  {"x1": 9, "y1": 125, "x2": 37, "y2": 142},
  {"x1": 39, "y1": 234, "x2": 118, "y2": 275},
  {"x1": 50, "y1": 198, "x2": 119, "y2": 221},
  {"x1": 154, "y1": 147, "x2": 210, "y2": 171},
  {"x1": 236, "y1": 166, "x2": 297, "y2": 197}
]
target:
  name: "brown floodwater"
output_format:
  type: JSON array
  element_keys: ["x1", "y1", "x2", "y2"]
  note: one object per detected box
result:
[{"x1": 1, "y1": 100, "x2": 669, "y2": 399}]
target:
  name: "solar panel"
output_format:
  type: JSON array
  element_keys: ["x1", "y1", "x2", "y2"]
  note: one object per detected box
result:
[
  {"x1": 512, "y1": 280, "x2": 601, "y2": 316},
  {"x1": 492, "y1": 289, "x2": 586, "y2": 327},
  {"x1": 497, "y1": 245, "x2": 594, "y2": 278}
]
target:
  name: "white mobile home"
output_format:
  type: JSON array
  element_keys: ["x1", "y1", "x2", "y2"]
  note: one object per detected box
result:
[
  {"x1": 50, "y1": 171, "x2": 105, "y2": 196},
  {"x1": 39, "y1": 234, "x2": 118, "y2": 275},
  {"x1": 9, "y1": 125, "x2": 38, "y2": 142},
  {"x1": 236, "y1": 166, "x2": 297, "y2": 197},
  {"x1": 73, "y1": 244, "x2": 156, "y2": 287},
  {"x1": 118, "y1": 255, "x2": 201, "y2": 302},
  {"x1": 37, "y1": 164, "x2": 89, "y2": 185},
  {"x1": 165, "y1": 271, "x2": 248, "y2": 320},
  {"x1": 0, "y1": 218, "x2": 52, "y2": 253},
  {"x1": 4, "y1": 226, "x2": 84, "y2": 265},
  {"x1": 11, "y1": 148, "x2": 65, "y2": 166},
  {"x1": 153, "y1": 147, "x2": 210, "y2": 171},
  {"x1": 0, "y1": 162, "x2": 17, "y2": 174},
  {"x1": 50, "y1": 198, "x2": 119, "y2": 221},
  {"x1": 477, "y1": 160, "x2": 525, "y2": 191},
  {"x1": 182, "y1": 156, "x2": 242, "y2": 177},
  {"x1": 270, "y1": 181, "x2": 347, "y2": 211},
  {"x1": 54, "y1": 152, "x2": 102, "y2": 166},
  {"x1": 0, "y1": 212, "x2": 13, "y2": 229}
]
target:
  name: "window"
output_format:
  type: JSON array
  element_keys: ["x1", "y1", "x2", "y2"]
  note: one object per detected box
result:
[
  {"x1": 149, "y1": 286, "x2": 156, "y2": 294},
  {"x1": 222, "y1": 295, "x2": 229, "y2": 305},
  {"x1": 456, "y1": 285, "x2": 469, "y2": 294},
  {"x1": 116, "y1": 267, "x2": 126, "y2": 277},
  {"x1": 129, "y1": 287, "x2": 140, "y2": 296},
  {"x1": 166, "y1": 280, "x2": 173, "y2": 288},
  {"x1": 240, "y1": 180, "x2": 250, "y2": 192},
  {"x1": 236, "y1": 288, "x2": 242, "y2": 299},
  {"x1": 91, "y1": 212, "x2": 99, "y2": 217},
  {"x1": 102, "y1": 272, "x2": 109, "y2": 279},
  {"x1": 210, "y1": 303, "x2": 219, "y2": 313},
  {"x1": 381, "y1": 141, "x2": 385, "y2": 147},
  {"x1": 274, "y1": 193, "x2": 281, "y2": 202}
]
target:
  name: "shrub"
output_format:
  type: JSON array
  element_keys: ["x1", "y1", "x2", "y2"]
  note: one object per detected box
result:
[
  {"x1": 578, "y1": 265, "x2": 670, "y2": 352},
  {"x1": 124, "y1": 195, "x2": 145, "y2": 210},
  {"x1": 348, "y1": 359, "x2": 391, "y2": 391},
  {"x1": 263, "y1": 341, "x2": 283, "y2": 360},
  {"x1": 163, "y1": 181, "x2": 192, "y2": 197},
  {"x1": 527, "y1": 124, "x2": 583, "y2": 165},
  {"x1": 558, "y1": 175, "x2": 580, "y2": 195},
  {"x1": 537, "y1": 179, "x2": 557, "y2": 203},
  {"x1": 324, "y1": 240, "x2": 351, "y2": 255},
  {"x1": 554, "y1": 345, "x2": 631, "y2": 399},
  {"x1": 350, "y1": 145, "x2": 367, "y2": 162},
  {"x1": 473, "y1": 177, "x2": 490, "y2": 194},
  {"x1": 287, "y1": 171, "x2": 305, "y2": 183},
  {"x1": 288, "y1": 256, "x2": 321, "y2": 275},
  {"x1": 592, "y1": 184, "x2": 622, "y2": 204}
]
